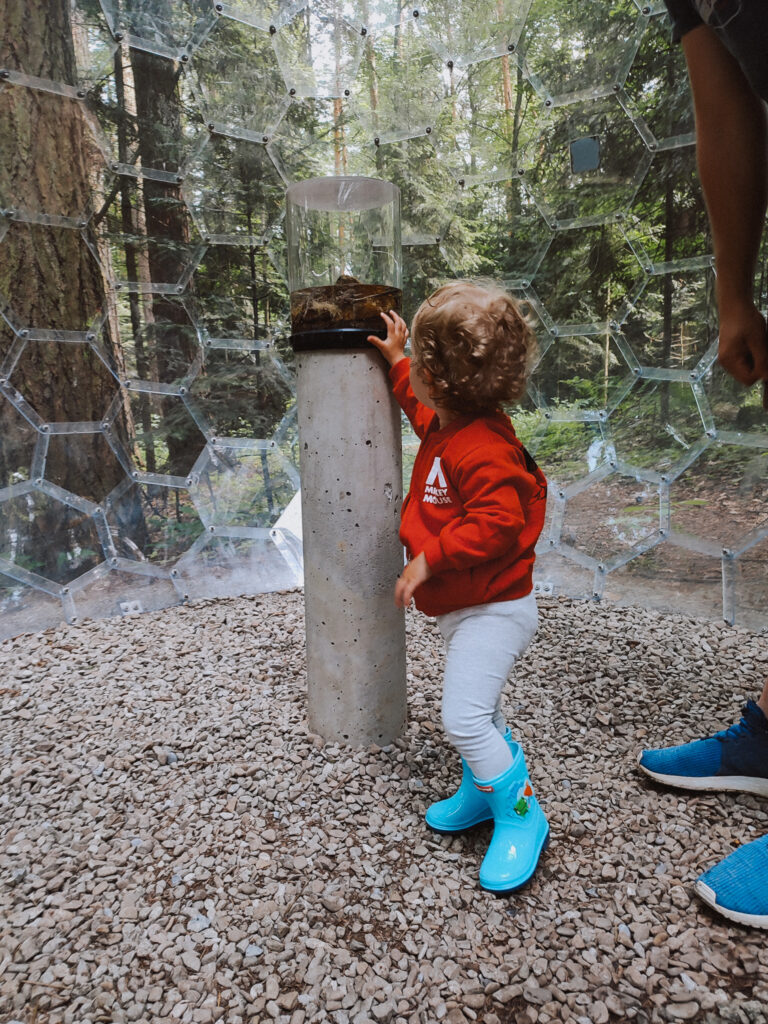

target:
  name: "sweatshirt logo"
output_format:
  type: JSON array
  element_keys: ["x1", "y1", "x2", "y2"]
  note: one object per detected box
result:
[{"x1": 423, "y1": 457, "x2": 452, "y2": 505}]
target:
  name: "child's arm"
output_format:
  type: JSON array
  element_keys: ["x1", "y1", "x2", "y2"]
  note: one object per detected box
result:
[{"x1": 368, "y1": 311, "x2": 436, "y2": 439}]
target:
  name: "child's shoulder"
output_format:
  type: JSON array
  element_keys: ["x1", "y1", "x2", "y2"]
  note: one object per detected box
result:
[{"x1": 446, "y1": 411, "x2": 523, "y2": 458}]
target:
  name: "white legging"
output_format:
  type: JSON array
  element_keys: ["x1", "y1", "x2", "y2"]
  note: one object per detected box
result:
[{"x1": 437, "y1": 592, "x2": 538, "y2": 782}]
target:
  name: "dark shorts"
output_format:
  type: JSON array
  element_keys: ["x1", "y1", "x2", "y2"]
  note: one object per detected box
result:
[{"x1": 664, "y1": 0, "x2": 768, "y2": 101}]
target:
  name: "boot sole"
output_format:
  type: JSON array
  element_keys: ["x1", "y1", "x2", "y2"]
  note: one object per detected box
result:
[{"x1": 480, "y1": 829, "x2": 550, "y2": 895}]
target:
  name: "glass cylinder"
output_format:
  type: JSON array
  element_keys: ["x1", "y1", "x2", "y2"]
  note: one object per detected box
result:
[{"x1": 286, "y1": 176, "x2": 401, "y2": 346}]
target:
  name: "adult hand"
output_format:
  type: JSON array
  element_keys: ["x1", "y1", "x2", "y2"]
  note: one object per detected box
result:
[
  {"x1": 367, "y1": 310, "x2": 409, "y2": 367},
  {"x1": 394, "y1": 551, "x2": 432, "y2": 608},
  {"x1": 717, "y1": 302, "x2": 768, "y2": 389}
]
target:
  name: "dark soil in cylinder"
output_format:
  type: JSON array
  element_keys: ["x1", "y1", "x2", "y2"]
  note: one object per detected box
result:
[{"x1": 290, "y1": 276, "x2": 402, "y2": 335}]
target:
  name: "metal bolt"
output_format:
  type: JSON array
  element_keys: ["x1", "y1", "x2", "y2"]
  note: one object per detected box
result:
[
  {"x1": 35, "y1": 477, "x2": 42, "y2": 485},
  {"x1": 344, "y1": 89, "x2": 350, "y2": 96},
  {"x1": 517, "y1": 167, "x2": 525, "y2": 175},
  {"x1": 20, "y1": 329, "x2": 29, "y2": 338},
  {"x1": 612, "y1": 83, "x2": 620, "y2": 92},
  {"x1": 0, "y1": 70, "x2": 10, "y2": 80},
  {"x1": 458, "y1": 178, "x2": 465, "y2": 187},
  {"x1": 262, "y1": 134, "x2": 269, "y2": 143},
  {"x1": 598, "y1": 563, "x2": 605, "y2": 573},
  {"x1": 269, "y1": 24, "x2": 276, "y2": 33},
  {"x1": 180, "y1": 53, "x2": 189, "y2": 63},
  {"x1": 86, "y1": 333, "x2": 95, "y2": 341},
  {"x1": 289, "y1": 88, "x2": 296, "y2": 96},
  {"x1": 361, "y1": 27, "x2": 367, "y2": 36},
  {"x1": 545, "y1": 99, "x2": 552, "y2": 107},
  {"x1": 215, "y1": 2, "x2": 223, "y2": 10},
  {"x1": 413, "y1": 9, "x2": 419, "y2": 16},
  {"x1": 447, "y1": 60, "x2": 453, "y2": 70},
  {"x1": 114, "y1": 32, "x2": 123, "y2": 41},
  {"x1": 42, "y1": 424, "x2": 50, "y2": 433},
  {"x1": 208, "y1": 525, "x2": 215, "y2": 533},
  {"x1": 176, "y1": 285, "x2": 184, "y2": 293},
  {"x1": 77, "y1": 89, "x2": 86, "y2": 99},
  {"x1": 374, "y1": 136, "x2": 380, "y2": 145},
  {"x1": 425, "y1": 126, "x2": 432, "y2": 134},
  {"x1": 649, "y1": 142, "x2": 657, "y2": 152},
  {"x1": 179, "y1": 386, "x2": 187, "y2": 395},
  {"x1": 507, "y1": 43, "x2": 515, "y2": 52},
  {"x1": 208, "y1": 122, "x2": 216, "y2": 131}
]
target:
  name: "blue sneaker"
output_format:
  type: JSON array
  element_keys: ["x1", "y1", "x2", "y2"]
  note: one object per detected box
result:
[
  {"x1": 694, "y1": 835, "x2": 768, "y2": 929},
  {"x1": 637, "y1": 701, "x2": 768, "y2": 797}
]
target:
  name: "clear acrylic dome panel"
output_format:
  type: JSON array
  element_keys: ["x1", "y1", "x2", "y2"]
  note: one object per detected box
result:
[
  {"x1": 42, "y1": 432, "x2": 128, "y2": 504},
  {"x1": 609, "y1": 379, "x2": 707, "y2": 476},
  {"x1": 70, "y1": 568, "x2": 181, "y2": 621},
  {"x1": 190, "y1": 19, "x2": 291, "y2": 140},
  {"x1": 529, "y1": 331, "x2": 634, "y2": 414},
  {"x1": 183, "y1": 135, "x2": 285, "y2": 245},
  {"x1": 350, "y1": 23, "x2": 445, "y2": 145},
  {"x1": 433, "y1": 57, "x2": 538, "y2": 186},
  {"x1": 214, "y1": 0, "x2": 308, "y2": 32},
  {"x1": 560, "y1": 472, "x2": 663, "y2": 566},
  {"x1": 521, "y1": 95, "x2": 652, "y2": 229},
  {"x1": 522, "y1": 0, "x2": 646, "y2": 105},
  {"x1": 625, "y1": 146, "x2": 711, "y2": 270},
  {"x1": 0, "y1": 572, "x2": 66, "y2": 640},
  {"x1": 528, "y1": 223, "x2": 643, "y2": 331},
  {"x1": 189, "y1": 441, "x2": 299, "y2": 529},
  {"x1": 267, "y1": 98, "x2": 378, "y2": 183},
  {"x1": 98, "y1": 0, "x2": 214, "y2": 59},
  {"x1": 8, "y1": 338, "x2": 119, "y2": 422},
  {"x1": 0, "y1": 222, "x2": 108, "y2": 332},
  {"x1": 105, "y1": 480, "x2": 205, "y2": 564},
  {"x1": 116, "y1": 393, "x2": 208, "y2": 478},
  {"x1": 0, "y1": 399, "x2": 37, "y2": 490},
  {"x1": 271, "y1": 4, "x2": 365, "y2": 99},
  {"x1": 705, "y1": 364, "x2": 767, "y2": 443},
  {"x1": 373, "y1": 136, "x2": 459, "y2": 246},
  {"x1": 419, "y1": 0, "x2": 532, "y2": 68},
  {"x1": 188, "y1": 348, "x2": 294, "y2": 440},
  {"x1": 114, "y1": 294, "x2": 202, "y2": 387},
  {"x1": 0, "y1": 486, "x2": 104, "y2": 585},
  {"x1": 621, "y1": 267, "x2": 717, "y2": 371},
  {"x1": 174, "y1": 534, "x2": 300, "y2": 599},
  {"x1": 0, "y1": 91, "x2": 111, "y2": 223},
  {"x1": 732, "y1": 536, "x2": 768, "y2": 630},
  {"x1": 622, "y1": 10, "x2": 695, "y2": 148},
  {"x1": 190, "y1": 244, "x2": 290, "y2": 346},
  {"x1": 526, "y1": 420, "x2": 612, "y2": 490},
  {"x1": 533, "y1": 547, "x2": 595, "y2": 599}
]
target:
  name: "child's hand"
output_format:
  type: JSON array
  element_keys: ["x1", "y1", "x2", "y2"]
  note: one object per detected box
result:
[
  {"x1": 394, "y1": 551, "x2": 432, "y2": 608},
  {"x1": 367, "y1": 310, "x2": 409, "y2": 367}
]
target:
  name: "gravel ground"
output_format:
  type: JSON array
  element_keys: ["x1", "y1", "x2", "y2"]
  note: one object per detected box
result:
[{"x1": 1, "y1": 592, "x2": 768, "y2": 1024}]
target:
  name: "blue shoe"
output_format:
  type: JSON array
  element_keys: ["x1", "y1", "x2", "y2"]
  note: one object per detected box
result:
[
  {"x1": 637, "y1": 701, "x2": 768, "y2": 797},
  {"x1": 425, "y1": 729, "x2": 515, "y2": 834},
  {"x1": 472, "y1": 743, "x2": 549, "y2": 894},
  {"x1": 694, "y1": 834, "x2": 768, "y2": 929}
]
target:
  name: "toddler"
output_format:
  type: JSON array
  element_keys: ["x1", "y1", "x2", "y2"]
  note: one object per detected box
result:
[{"x1": 368, "y1": 281, "x2": 548, "y2": 893}]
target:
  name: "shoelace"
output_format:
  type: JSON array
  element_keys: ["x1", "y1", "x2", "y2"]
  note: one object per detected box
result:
[{"x1": 715, "y1": 712, "x2": 754, "y2": 744}]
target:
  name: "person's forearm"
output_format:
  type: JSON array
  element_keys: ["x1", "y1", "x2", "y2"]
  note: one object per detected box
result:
[{"x1": 683, "y1": 25, "x2": 768, "y2": 311}]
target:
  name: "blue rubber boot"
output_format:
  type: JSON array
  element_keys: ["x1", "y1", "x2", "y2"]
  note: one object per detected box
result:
[
  {"x1": 472, "y1": 742, "x2": 549, "y2": 894},
  {"x1": 425, "y1": 729, "x2": 515, "y2": 834}
]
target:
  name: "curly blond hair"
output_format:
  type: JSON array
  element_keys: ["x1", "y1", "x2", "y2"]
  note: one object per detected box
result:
[{"x1": 410, "y1": 280, "x2": 536, "y2": 414}]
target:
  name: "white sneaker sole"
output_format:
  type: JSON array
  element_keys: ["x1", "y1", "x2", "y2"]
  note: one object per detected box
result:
[
  {"x1": 694, "y1": 880, "x2": 768, "y2": 929},
  {"x1": 637, "y1": 755, "x2": 768, "y2": 797}
]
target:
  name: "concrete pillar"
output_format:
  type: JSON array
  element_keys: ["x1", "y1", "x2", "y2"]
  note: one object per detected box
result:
[{"x1": 296, "y1": 349, "x2": 407, "y2": 746}]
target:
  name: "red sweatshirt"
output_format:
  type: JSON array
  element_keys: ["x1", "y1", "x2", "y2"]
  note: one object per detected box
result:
[{"x1": 390, "y1": 358, "x2": 547, "y2": 617}]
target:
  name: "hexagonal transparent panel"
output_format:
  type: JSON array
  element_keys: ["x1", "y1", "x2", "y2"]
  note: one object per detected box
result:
[
  {"x1": 560, "y1": 472, "x2": 662, "y2": 565},
  {"x1": 669, "y1": 443, "x2": 768, "y2": 549},
  {"x1": 527, "y1": 421, "x2": 614, "y2": 494},
  {"x1": 602, "y1": 544, "x2": 724, "y2": 622},
  {"x1": 88, "y1": 50, "x2": 203, "y2": 175},
  {"x1": 625, "y1": 146, "x2": 710, "y2": 269},
  {"x1": 522, "y1": 0, "x2": 645, "y2": 104},
  {"x1": 433, "y1": 56, "x2": 538, "y2": 186},
  {"x1": 704, "y1": 364, "x2": 767, "y2": 443},
  {"x1": 521, "y1": 95, "x2": 652, "y2": 228},
  {"x1": 622, "y1": 267, "x2": 717, "y2": 371},
  {"x1": 622, "y1": 10, "x2": 694, "y2": 148},
  {"x1": 215, "y1": 0, "x2": 307, "y2": 32},
  {"x1": 529, "y1": 223, "x2": 642, "y2": 330},
  {"x1": 99, "y1": 176, "x2": 203, "y2": 292},
  {"x1": 190, "y1": 442, "x2": 299, "y2": 528},
  {"x1": 9, "y1": 339, "x2": 119, "y2": 423},
  {"x1": 184, "y1": 136, "x2": 285, "y2": 244},
  {"x1": 114, "y1": 293, "x2": 200, "y2": 387},
  {"x1": 0, "y1": 573, "x2": 65, "y2": 640},
  {"x1": 70, "y1": 568, "x2": 181, "y2": 621},
  {"x1": 421, "y1": 0, "x2": 532, "y2": 67},
  {"x1": 105, "y1": 481, "x2": 205, "y2": 564},
  {"x1": 733, "y1": 537, "x2": 768, "y2": 631},
  {"x1": 189, "y1": 349, "x2": 293, "y2": 440},
  {"x1": 351, "y1": 22, "x2": 445, "y2": 145},
  {"x1": 0, "y1": 91, "x2": 110, "y2": 223},
  {"x1": 609, "y1": 379, "x2": 706, "y2": 475},
  {"x1": 267, "y1": 98, "x2": 377, "y2": 183},
  {"x1": 119, "y1": 393, "x2": 208, "y2": 477},
  {"x1": 43, "y1": 433, "x2": 128, "y2": 504},
  {"x1": 0, "y1": 222, "x2": 108, "y2": 332},
  {"x1": 191, "y1": 19, "x2": 290, "y2": 141},
  {"x1": 0, "y1": 400, "x2": 36, "y2": 489},
  {"x1": 99, "y1": 0, "x2": 213, "y2": 58},
  {"x1": 0, "y1": 488, "x2": 103, "y2": 584},
  {"x1": 400, "y1": 244, "x2": 458, "y2": 321},
  {"x1": 371, "y1": 137, "x2": 458, "y2": 245},
  {"x1": 530, "y1": 331, "x2": 634, "y2": 414},
  {"x1": 533, "y1": 548, "x2": 595, "y2": 600},
  {"x1": 272, "y1": 3, "x2": 365, "y2": 99},
  {"x1": 191, "y1": 244, "x2": 290, "y2": 348},
  {"x1": 175, "y1": 535, "x2": 300, "y2": 599}
]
